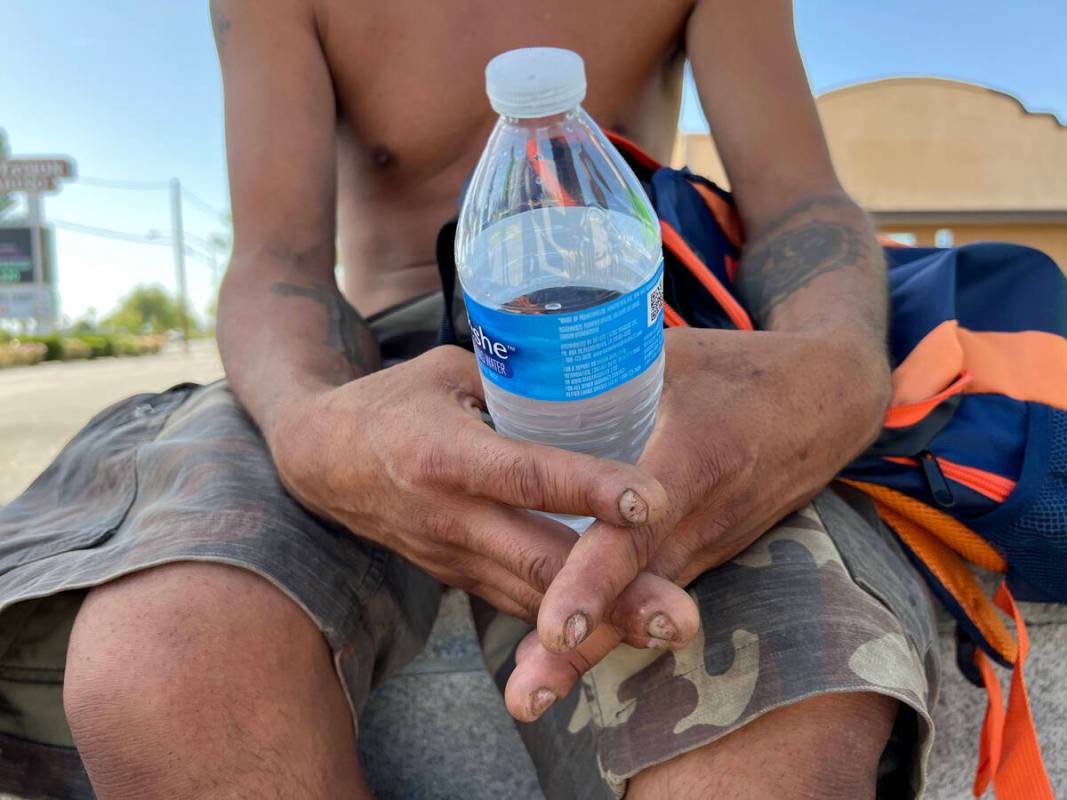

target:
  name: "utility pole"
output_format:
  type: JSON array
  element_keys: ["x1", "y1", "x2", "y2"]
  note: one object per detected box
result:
[
  {"x1": 26, "y1": 189, "x2": 47, "y2": 333},
  {"x1": 169, "y1": 177, "x2": 190, "y2": 353}
]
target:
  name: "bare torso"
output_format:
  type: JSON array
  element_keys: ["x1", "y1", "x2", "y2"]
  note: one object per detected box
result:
[{"x1": 316, "y1": 0, "x2": 692, "y2": 316}]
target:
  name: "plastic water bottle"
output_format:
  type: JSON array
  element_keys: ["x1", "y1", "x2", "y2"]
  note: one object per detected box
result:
[{"x1": 455, "y1": 48, "x2": 664, "y2": 533}]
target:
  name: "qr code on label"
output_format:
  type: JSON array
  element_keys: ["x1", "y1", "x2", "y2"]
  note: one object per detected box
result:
[{"x1": 647, "y1": 275, "x2": 664, "y2": 326}]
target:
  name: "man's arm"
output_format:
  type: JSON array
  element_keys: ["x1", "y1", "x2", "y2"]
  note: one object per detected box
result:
[
  {"x1": 209, "y1": 0, "x2": 683, "y2": 639},
  {"x1": 686, "y1": 0, "x2": 888, "y2": 358},
  {"x1": 212, "y1": 0, "x2": 377, "y2": 440}
]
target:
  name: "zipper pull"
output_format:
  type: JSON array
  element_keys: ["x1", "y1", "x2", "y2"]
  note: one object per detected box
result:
[{"x1": 920, "y1": 450, "x2": 955, "y2": 508}]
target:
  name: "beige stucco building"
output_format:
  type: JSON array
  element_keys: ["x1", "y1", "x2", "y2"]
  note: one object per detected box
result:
[{"x1": 672, "y1": 77, "x2": 1067, "y2": 268}]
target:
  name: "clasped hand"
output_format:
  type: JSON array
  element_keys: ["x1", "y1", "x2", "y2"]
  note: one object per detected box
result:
[{"x1": 273, "y1": 327, "x2": 888, "y2": 722}]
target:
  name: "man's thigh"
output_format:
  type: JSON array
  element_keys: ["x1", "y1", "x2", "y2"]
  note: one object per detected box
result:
[
  {"x1": 480, "y1": 485, "x2": 940, "y2": 800},
  {"x1": 0, "y1": 379, "x2": 445, "y2": 798}
]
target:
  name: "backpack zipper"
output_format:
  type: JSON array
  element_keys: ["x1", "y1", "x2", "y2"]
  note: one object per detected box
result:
[
  {"x1": 919, "y1": 450, "x2": 955, "y2": 508},
  {"x1": 884, "y1": 452, "x2": 1016, "y2": 505}
]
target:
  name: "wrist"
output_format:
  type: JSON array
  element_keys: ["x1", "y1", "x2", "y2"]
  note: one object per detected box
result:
[{"x1": 258, "y1": 377, "x2": 336, "y2": 461}]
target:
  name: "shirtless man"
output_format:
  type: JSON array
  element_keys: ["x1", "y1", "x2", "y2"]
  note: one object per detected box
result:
[{"x1": 0, "y1": 2, "x2": 940, "y2": 798}]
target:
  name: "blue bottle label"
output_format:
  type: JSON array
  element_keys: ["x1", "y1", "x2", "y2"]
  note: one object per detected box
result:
[{"x1": 463, "y1": 260, "x2": 664, "y2": 402}]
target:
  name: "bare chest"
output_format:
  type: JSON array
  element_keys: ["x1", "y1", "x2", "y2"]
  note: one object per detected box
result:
[{"x1": 319, "y1": 0, "x2": 691, "y2": 187}]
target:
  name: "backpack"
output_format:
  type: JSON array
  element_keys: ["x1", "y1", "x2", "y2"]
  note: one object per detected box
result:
[{"x1": 437, "y1": 129, "x2": 1065, "y2": 799}]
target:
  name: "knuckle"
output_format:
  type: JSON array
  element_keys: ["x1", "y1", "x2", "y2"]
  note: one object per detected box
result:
[
  {"x1": 513, "y1": 588, "x2": 542, "y2": 625},
  {"x1": 408, "y1": 441, "x2": 455, "y2": 489},
  {"x1": 520, "y1": 549, "x2": 563, "y2": 593},
  {"x1": 424, "y1": 346, "x2": 478, "y2": 390},
  {"x1": 583, "y1": 469, "x2": 618, "y2": 514},
  {"x1": 493, "y1": 448, "x2": 548, "y2": 508},
  {"x1": 423, "y1": 344, "x2": 462, "y2": 371},
  {"x1": 695, "y1": 447, "x2": 733, "y2": 486},
  {"x1": 428, "y1": 510, "x2": 467, "y2": 547},
  {"x1": 624, "y1": 526, "x2": 660, "y2": 570}
]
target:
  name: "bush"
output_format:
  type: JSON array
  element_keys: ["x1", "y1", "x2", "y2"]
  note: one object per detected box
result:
[
  {"x1": 0, "y1": 342, "x2": 47, "y2": 368},
  {"x1": 18, "y1": 334, "x2": 64, "y2": 361},
  {"x1": 60, "y1": 338, "x2": 91, "y2": 360},
  {"x1": 113, "y1": 335, "x2": 143, "y2": 356},
  {"x1": 0, "y1": 332, "x2": 166, "y2": 363},
  {"x1": 74, "y1": 334, "x2": 115, "y2": 359},
  {"x1": 138, "y1": 334, "x2": 166, "y2": 354}
]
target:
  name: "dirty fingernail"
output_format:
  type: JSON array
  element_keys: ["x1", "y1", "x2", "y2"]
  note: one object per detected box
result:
[
  {"x1": 618, "y1": 489, "x2": 648, "y2": 525},
  {"x1": 648, "y1": 613, "x2": 678, "y2": 642},
  {"x1": 530, "y1": 688, "x2": 557, "y2": 719},
  {"x1": 564, "y1": 612, "x2": 590, "y2": 649},
  {"x1": 647, "y1": 637, "x2": 672, "y2": 650}
]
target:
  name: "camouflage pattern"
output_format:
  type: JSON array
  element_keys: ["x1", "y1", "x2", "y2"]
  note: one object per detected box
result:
[
  {"x1": 483, "y1": 489, "x2": 940, "y2": 799},
  {"x1": 0, "y1": 290, "x2": 938, "y2": 799}
]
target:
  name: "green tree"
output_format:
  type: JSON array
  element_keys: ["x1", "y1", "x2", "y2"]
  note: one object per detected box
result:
[
  {"x1": 103, "y1": 285, "x2": 196, "y2": 334},
  {"x1": 0, "y1": 130, "x2": 14, "y2": 220}
]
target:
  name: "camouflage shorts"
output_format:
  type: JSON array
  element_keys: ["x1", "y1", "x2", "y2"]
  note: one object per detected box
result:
[
  {"x1": 0, "y1": 293, "x2": 939, "y2": 799},
  {"x1": 481, "y1": 487, "x2": 941, "y2": 798}
]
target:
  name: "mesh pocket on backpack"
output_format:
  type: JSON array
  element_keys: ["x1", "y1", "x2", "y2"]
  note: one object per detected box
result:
[{"x1": 986, "y1": 408, "x2": 1067, "y2": 601}]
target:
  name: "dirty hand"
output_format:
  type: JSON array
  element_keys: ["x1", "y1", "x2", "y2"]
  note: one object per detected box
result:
[
  {"x1": 271, "y1": 344, "x2": 697, "y2": 641},
  {"x1": 504, "y1": 327, "x2": 889, "y2": 720}
]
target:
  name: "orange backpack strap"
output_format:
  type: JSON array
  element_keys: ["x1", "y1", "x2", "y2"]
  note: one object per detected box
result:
[
  {"x1": 687, "y1": 180, "x2": 746, "y2": 251},
  {"x1": 842, "y1": 480, "x2": 1054, "y2": 799},
  {"x1": 841, "y1": 479, "x2": 1017, "y2": 663},
  {"x1": 663, "y1": 302, "x2": 688, "y2": 328},
  {"x1": 660, "y1": 221, "x2": 754, "y2": 331},
  {"x1": 972, "y1": 584, "x2": 1054, "y2": 800}
]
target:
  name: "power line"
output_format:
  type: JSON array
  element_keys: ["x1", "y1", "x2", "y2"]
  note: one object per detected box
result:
[
  {"x1": 77, "y1": 176, "x2": 171, "y2": 191},
  {"x1": 51, "y1": 218, "x2": 172, "y2": 246},
  {"x1": 181, "y1": 185, "x2": 229, "y2": 222},
  {"x1": 75, "y1": 176, "x2": 231, "y2": 223}
]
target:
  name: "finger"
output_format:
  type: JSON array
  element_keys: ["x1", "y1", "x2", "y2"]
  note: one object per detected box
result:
[
  {"x1": 438, "y1": 551, "x2": 545, "y2": 624},
  {"x1": 462, "y1": 504, "x2": 577, "y2": 594},
  {"x1": 536, "y1": 514, "x2": 674, "y2": 653},
  {"x1": 423, "y1": 345, "x2": 668, "y2": 526},
  {"x1": 608, "y1": 572, "x2": 700, "y2": 649},
  {"x1": 504, "y1": 625, "x2": 622, "y2": 722},
  {"x1": 457, "y1": 427, "x2": 669, "y2": 528},
  {"x1": 467, "y1": 581, "x2": 537, "y2": 624},
  {"x1": 514, "y1": 628, "x2": 543, "y2": 665}
]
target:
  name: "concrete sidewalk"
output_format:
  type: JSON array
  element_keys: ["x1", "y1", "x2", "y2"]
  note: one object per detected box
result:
[{"x1": 2, "y1": 347, "x2": 1064, "y2": 798}]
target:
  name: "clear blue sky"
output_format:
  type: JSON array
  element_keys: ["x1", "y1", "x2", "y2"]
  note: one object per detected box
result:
[{"x1": 2, "y1": 0, "x2": 1065, "y2": 322}]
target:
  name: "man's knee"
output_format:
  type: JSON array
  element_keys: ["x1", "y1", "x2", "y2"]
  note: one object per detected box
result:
[
  {"x1": 64, "y1": 562, "x2": 342, "y2": 793},
  {"x1": 629, "y1": 692, "x2": 898, "y2": 800}
]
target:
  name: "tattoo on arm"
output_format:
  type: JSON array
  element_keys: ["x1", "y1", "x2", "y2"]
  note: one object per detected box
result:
[
  {"x1": 736, "y1": 194, "x2": 877, "y2": 326},
  {"x1": 210, "y1": 1, "x2": 231, "y2": 50},
  {"x1": 271, "y1": 282, "x2": 373, "y2": 373}
]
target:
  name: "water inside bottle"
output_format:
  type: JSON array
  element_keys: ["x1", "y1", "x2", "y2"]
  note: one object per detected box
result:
[{"x1": 501, "y1": 285, "x2": 622, "y2": 315}]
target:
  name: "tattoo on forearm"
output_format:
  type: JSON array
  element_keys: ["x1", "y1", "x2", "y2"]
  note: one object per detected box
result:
[
  {"x1": 737, "y1": 195, "x2": 876, "y2": 326},
  {"x1": 210, "y1": 1, "x2": 231, "y2": 50},
  {"x1": 271, "y1": 283, "x2": 372, "y2": 372}
]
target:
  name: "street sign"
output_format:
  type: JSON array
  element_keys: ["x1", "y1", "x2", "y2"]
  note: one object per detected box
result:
[
  {"x1": 0, "y1": 155, "x2": 74, "y2": 330},
  {"x1": 0, "y1": 175, "x2": 55, "y2": 193},
  {"x1": 0, "y1": 158, "x2": 75, "y2": 194},
  {"x1": 0, "y1": 229, "x2": 35, "y2": 285},
  {"x1": 0, "y1": 286, "x2": 48, "y2": 320}
]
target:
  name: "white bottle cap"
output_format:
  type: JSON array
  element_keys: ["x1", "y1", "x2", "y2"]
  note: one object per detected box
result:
[{"x1": 485, "y1": 47, "x2": 587, "y2": 119}]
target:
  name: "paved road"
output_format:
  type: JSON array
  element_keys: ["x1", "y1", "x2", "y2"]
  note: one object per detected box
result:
[
  {"x1": 0, "y1": 341, "x2": 224, "y2": 504},
  {"x1": 1, "y1": 346, "x2": 1064, "y2": 799}
]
